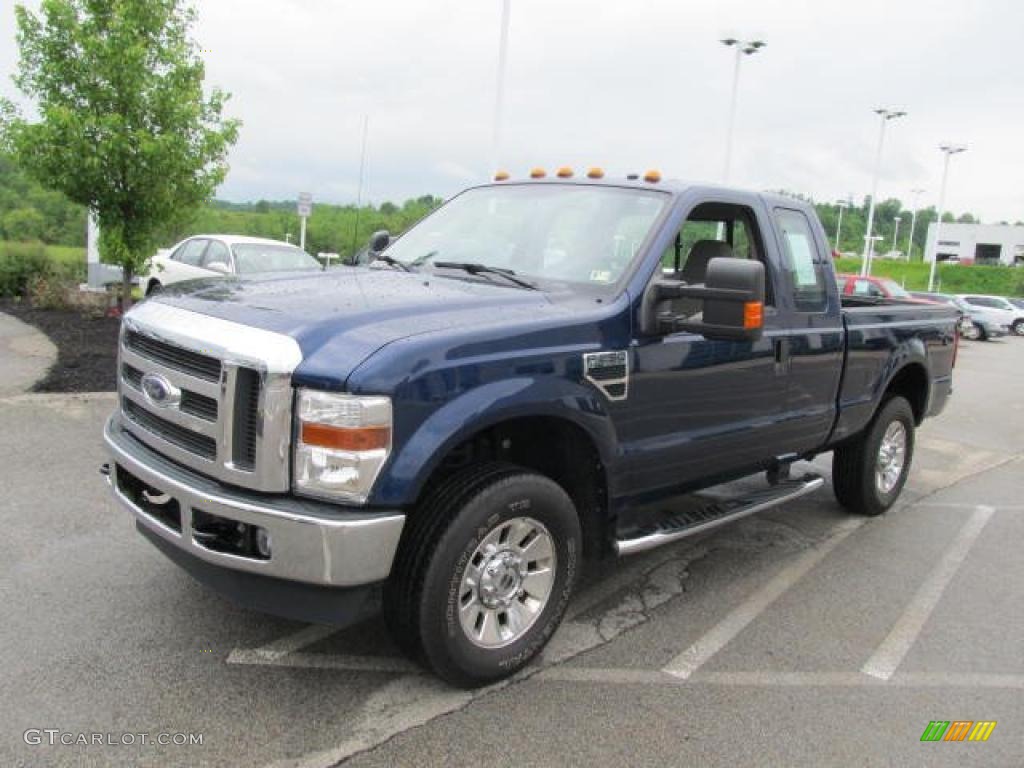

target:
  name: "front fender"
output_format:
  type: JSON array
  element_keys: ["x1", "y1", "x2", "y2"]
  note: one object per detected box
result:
[{"x1": 371, "y1": 376, "x2": 620, "y2": 507}]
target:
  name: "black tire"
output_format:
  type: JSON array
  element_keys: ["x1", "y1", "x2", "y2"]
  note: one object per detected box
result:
[
  {"x1": 384, "y1": 463, "x2": 581, "y2": 687},
  {"x1": 962, "y1": 323, "x2": 981, "y2": 341},
  {"x1": 146, "y1": 280, "x2": 162, "y2": 296},
  {"x1": 832, "y1": 396, "x2": 915, "y2": 516},
  {"x1": 1013, "y1": 319, "x2": 1024, "y2": 337}
]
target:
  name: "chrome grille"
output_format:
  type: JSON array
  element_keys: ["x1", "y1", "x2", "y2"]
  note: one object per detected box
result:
[
  {"x1": 122, "y1": 397, "x2": 217, "y2": 460},
  {"x1": 125, "y1": 329, "x2": 221, "y2": 381},
  {"x1": 116, "y1": 302, "x2": 302, "y2": 492}
]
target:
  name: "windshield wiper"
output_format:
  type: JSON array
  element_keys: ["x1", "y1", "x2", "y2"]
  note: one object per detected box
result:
[
  {"x1": 371, "y1": 253, "x2": 413, "y2": 272},
  {"x1": 433, "y1": 261, "x2": 538, "y2": 291}
]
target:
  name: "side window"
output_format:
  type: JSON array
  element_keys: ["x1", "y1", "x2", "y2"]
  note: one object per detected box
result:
[
  {"x1": 852, "y1": 279, "x2": 873, "y2": 296},
  {"x1": 202, "y1": 240, "x2": 231, "y2": 269},
  {"x1": 174, "y1": 239, "x2": 208, "y2": 267},
  {"x1": 775, "y1": 209, "x2": 826, "y2": 312}
]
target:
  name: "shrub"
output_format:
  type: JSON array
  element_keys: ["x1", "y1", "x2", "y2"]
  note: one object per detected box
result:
[{"x1": 0, "y1": 241, "x2": 85, "y2": 298}]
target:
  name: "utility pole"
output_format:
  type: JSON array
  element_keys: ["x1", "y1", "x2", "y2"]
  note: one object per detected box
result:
[
  {"x1": 891, "y1": 216, "x2": 902, "y2": 254},
  {"x1": 834, "y1": 199, "x2": 850, "y2": 253},
  {"x1": 928, "y1": 145, "x2": 967, "y2": 291},
  {"x1": 861, "y1": 108, "x2": 906, "y2": 276},
  {"x1": 904, "y1": 188, "x2": 925, "y2": 260},
  {"x1": 719, "y1": 37, "x2": 765, "y2": 183},
  {"x1": 491, "y1": 0, "x2": 511, "y2": 176}
]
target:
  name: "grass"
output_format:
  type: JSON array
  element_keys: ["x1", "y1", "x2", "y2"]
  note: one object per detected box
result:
[{"x1": 834, "y1": 257, "x2": 1024, "y2": 297}]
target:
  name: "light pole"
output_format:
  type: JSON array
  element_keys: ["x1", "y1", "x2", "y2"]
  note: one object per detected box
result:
[
  {"x1": 720, "y1": 37, "x2": 766, "y2": 183},
  {"x1": 928, "y1": 144, "x2": 967, "y2": 291},
  {"x1": 891, "y1": 216, "x2": 902, "y2": 255},
  {"x1": 861, "y1": 108, "x2": 907, "y2": 276},
  {"x1": 834, "y1": 199, "x2": 850, "y2": 253},
  {"x1": 490, "y1": 0, "x2": 511, "y2": 175},
  {"x1": 904, "y1": 188, "x2": 925, "y2": 260}
]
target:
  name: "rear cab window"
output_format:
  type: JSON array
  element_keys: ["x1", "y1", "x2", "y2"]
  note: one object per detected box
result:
[
  {"x1": 774, "y1": 209, "x2": 827, "y2": 311},
  {"x1": 174, "y1": 239, "x2": 208, "y2": 266}
]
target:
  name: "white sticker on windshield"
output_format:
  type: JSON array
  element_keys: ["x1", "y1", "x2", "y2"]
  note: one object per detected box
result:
[
  {"x1": 786, "y1": 233, "x2": 818, "y2": 287},
  {"x1": 590, "y1": 269, "x2": 612, "y2": 283}
]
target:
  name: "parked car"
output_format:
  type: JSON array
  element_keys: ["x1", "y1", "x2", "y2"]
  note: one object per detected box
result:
[
  {"x1": 103, "y1": 177, "x2": 957, "y2": 686},
  {"x1": 910, "y1": 291, "x2": 1008, "y2": 341},
  {"x1": 143, "y1": 235, "x2": 322, "y2": 295},
  {"x1": 836, "y1": 274, "x2": 931, "y2": 303},
  {"x1": 955, "y1": 295, "x2": 1024, "y2": 337}
]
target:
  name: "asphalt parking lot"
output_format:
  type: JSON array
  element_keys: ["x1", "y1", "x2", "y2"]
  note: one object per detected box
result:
[{"x1": 3, "y1": 337, "x2": 1022, "y2": 768}]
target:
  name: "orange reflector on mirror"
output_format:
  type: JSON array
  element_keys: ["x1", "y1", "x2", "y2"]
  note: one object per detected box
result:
[
  {"x1": 301, "y1": 423, "x2": 390, "y2": 452},
  {"x1": 743, "y1": 301, "x2": 764, "y2": 329}
]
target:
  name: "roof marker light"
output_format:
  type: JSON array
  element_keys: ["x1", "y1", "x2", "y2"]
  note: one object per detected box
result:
[
  {"x1": 530, "y1": 167, "x2": 547, "y2": 179},
  {"x1": 493, "y1": 170, "x2": 510, "y2": 181},
  {"x1": 643, "y1": 169, "x2": 662, "y2": 183},
  {"x1": 586, "y1": 167, "x2": 605, "y2": 179},
  {"x1": 556, "y1": 166, "x2": 574, "y2": 178}
]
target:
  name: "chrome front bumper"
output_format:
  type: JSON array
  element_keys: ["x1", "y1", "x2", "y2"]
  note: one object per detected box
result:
[{"x1": 104, "y1": 414, "x2": 405, "y2": 588}]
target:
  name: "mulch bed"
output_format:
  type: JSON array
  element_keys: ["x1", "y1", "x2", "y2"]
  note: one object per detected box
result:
[{"x1": 1, "y1": 299, "x2": 120, "y2": 392}]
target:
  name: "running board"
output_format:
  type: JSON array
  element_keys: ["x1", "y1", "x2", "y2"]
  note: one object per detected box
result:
[{"x1": 614, "y1": 474, "x2": 825, "y2": 556}]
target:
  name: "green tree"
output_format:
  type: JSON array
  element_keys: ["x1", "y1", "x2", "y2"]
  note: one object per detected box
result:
[
  {"x1": 1, "y1": 0, "x2": 239, "y2": 306},
  {"x1": 2, "y1": 207, "x2": 46, "y2": 241}
]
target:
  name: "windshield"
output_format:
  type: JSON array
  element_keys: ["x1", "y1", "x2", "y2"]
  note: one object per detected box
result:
[
  {"x1": 879, "y1": 279, "x2": 911, "y2": 298},
  {"x1": 381, "y1": 184, "x2": 669, "y2": 287},
  {"x1": 231, "y1": 244, "x2": 321, "y2": 275}
]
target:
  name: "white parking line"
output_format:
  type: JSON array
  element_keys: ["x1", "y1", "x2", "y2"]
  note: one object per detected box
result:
[
  {"x1": 537, "y1": 667, "x2": 1024, "y2": 689},
  {"x1": 227, "y1": 624, "x2": 339, "y2": 664},
  {"x1": 227, "y1": 650, "x2": 418, "y2": 674},
  {"x1": 662, "y1": 517, "x2": 865, "y2": 680},
  {"x1": 861, "y1": 505, "x2": 994, "y2": 680}
]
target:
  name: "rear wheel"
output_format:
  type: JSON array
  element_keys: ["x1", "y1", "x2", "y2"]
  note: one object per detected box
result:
[
  {"x1": 833, "y1": 396, "x2": 915, "y2": 516},
  {"x1": 1013, "y1": 319, "x2": 1024, "y2": 337},
  {"x1": 146, "y1": 280, "x2": 162, "y2": 296},
  {"x1": 962, "y1": 322, "x2": 981, "y2": 341},
  {"x1": 384, "y1": 463, "x2": 581, "y2": 687}
]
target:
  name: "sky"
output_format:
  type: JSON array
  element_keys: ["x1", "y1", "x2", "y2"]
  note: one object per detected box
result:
[{"x1": 2, "y1": 0, "x2": 1023, "y2": 223}]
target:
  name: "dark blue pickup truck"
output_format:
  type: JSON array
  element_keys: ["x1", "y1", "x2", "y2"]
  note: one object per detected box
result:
[{"x1": 103, "y1": 175, "x2": 957, "y2": 686}]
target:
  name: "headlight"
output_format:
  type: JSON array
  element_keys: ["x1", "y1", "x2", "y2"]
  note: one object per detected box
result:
[{"x1": 293, "y1": 389, "x2": 392, "y2": 504}]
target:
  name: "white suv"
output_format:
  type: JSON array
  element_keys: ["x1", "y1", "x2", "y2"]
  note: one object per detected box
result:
[{"x1": 956, "y1": 294, "x2": 1024, "y2": 336}]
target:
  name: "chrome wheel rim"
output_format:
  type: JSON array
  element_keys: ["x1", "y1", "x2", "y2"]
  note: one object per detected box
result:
[
  {"x1": 457, "y1": 516, "x2": 556, "y2": 649},
  {"x1": 964, "y1": 324, "x2": 981, "y2": 340},
  {"x1": 876, "y1": 421, "x2": 907, "y2": 495}
]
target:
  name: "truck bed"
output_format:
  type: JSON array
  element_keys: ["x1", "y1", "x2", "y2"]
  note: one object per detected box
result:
[{"x1": 830, "y1": 298, "x2": 958, "y2": 444}]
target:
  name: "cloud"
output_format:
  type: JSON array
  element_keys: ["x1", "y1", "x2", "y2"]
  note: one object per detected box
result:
[{"x1": 1, "y1": 0, "x2": 1021, "y2": 221}]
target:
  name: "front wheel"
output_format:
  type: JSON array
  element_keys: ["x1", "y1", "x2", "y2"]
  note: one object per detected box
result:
[
  {"x1": 384, "y1": 463, "x2": 581, "y2": 687},
  {"x1": 1013, "y1": 319, "x2": 1024, "y2": 337},
  {"x1": 962, "y1": 322, "x2": 981, "y2": 341},
  {"x1": 832, "y1": 396, "x2": 915, "y2": 516}
]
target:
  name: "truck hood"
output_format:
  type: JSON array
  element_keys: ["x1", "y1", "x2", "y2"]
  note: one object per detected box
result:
[{"x1": 150, "y1": 268, "x2": 574, "y2": 386}]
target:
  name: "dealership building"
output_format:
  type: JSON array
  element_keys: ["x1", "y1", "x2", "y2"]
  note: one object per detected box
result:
[{"x1": 924, "y1": 222, "x2": 1024, "y2": 266}]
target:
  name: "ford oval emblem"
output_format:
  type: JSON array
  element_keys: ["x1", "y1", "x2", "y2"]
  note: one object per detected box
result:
[{"x1": 140, "y1": 373, "x2": 181, "y2": 408}]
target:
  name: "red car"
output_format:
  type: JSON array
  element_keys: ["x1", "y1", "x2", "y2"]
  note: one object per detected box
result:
[{"x1": 835, "y1": 274, "x2": 932, "y2": 303}]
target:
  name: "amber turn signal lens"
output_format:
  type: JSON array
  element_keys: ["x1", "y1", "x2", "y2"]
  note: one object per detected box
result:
[
  {"x1": 643, "y1": 169, "x2": 662, "y2": 183},
  {"x1": 301, "y1": 423, "x2": 390, "y2": 452},
  {"x1": 743, "y1": 301, "x2": 764, "y2": 330},
  {"x1": 529, "y1": 167, "x2": 547, "y2": 178},
  {"x1": 493, "y1": 170, "x2": 510, "y2": 181},
  {"x1": 586, "y1": 167, "x2": 605, "y2": 179},
  {"x1": 556, "y1": 166, "x2": 573, "y2": 178}
]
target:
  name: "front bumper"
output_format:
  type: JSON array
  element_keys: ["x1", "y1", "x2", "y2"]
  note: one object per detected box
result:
[{"x1": 103, "y1": 413, "x2": 406, "y2": 589}]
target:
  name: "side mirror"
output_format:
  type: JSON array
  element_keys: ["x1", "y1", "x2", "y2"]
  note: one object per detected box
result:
[
  {"x1": 369, "y1": 230, "x2": 391, "y2": 254},
  {"x1": 641, "y1": 257, "x2": 765, "y2": 342},
  {"x1": 206, "y1": 261, "x2": 231, "y2": 275}
]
